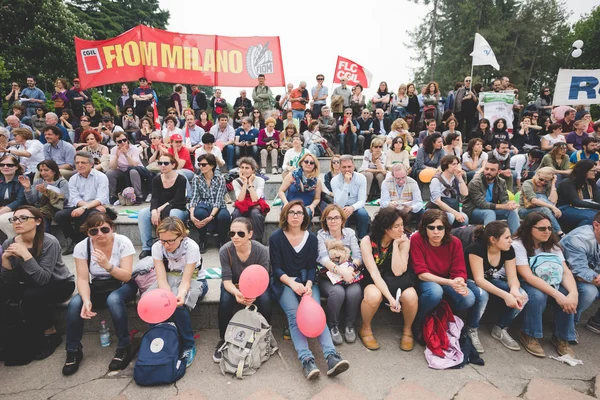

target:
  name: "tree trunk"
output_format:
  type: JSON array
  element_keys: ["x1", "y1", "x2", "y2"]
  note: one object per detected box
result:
[
  {"x1": 526, "y1": 43, "x2": 539, "y2": 93},
  {"x1": 430, "y1": 0, "x2": 438, "y2": 81}
]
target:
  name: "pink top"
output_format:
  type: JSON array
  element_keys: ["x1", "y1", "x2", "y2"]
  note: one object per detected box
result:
[{"x1": 257, "y1": 128, "x2": 280, "y2": 147}]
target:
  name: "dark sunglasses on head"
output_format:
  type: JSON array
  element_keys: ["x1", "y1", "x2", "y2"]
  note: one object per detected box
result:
[
  {"x1": 116, "y1": 139, "x2": 128, "y2": 144},
  {"x1": 0, "y1": 163, "x2": 15, "y2": 168},
  {"x1": 157, "y1": 161, "x2": 172, "y2": 166},
  {"x1": 426, "y1": 225, "x2": 445, "y2": 231},
  {"x1": 533, "y1": 226, "x2": 552, "y2": 232},
  {"x1": 89, "y1": 226, "x2": 111, "y2": 236},
  {"x1": 228, "y1": 231, "x2": 246, "y2": 238}
]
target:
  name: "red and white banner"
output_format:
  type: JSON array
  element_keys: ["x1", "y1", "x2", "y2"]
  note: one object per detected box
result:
[
  {"x1": 332, "y1": 56, "x2": 373, "y2": 88},
  {"x1": 74, "y1": 25, "x2": 285, "y2": 89}
]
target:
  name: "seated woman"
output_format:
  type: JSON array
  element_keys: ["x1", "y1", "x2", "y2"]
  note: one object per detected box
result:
[
  {"x1": 441, "y1": 133, "x2": 462, "y2": 157},
  {"x1": 80, "y1": 130, "x2": 109, "y2": 172},
  {"x1": 557, "y1": 159, "x2": 600, "y2": 229},
  {"x1": 9, "y1": 128, "x2": 44, "y2": 181},
  {"x1": 465, "y1": 222, "x2": 527, "y2": 353},
  {"x1": 189, "y1": 154, "x2": 231, "y2": 253},
  {"x1": 62, "y1": 213, "x2": 137, "y2": 375},
  {"x1": 410, "y1": 209, "x2": 485, "y2": 346},
  {"x1": 257, "y1": 117, "x2": 280, "y2": 174},
  {"x1": 269, "y1": 200, "x2": 349, "y2": 379},
  {"x1": 359, "y1": 207, "x2": 418, "y2": 351},
  {"x1": 134, "y1": 117, "x2": 154, "y2": 147},
  {"x1": 441, "y1": 116, "x2": 462, "y2": 148},
  {"x1": 413, "y1": 133, "x2": 443, "y2": 181},
  {"x1": 121, "y1": 106, "x2": 140, "y2": 137},
  {"x1": 323, "y1": 155, "x2": 341, "y2": 193},
  {"x1": 540, "y1": 123, "x2": 566, "y2": 152},
  {"x1": 161, "y1": 115, "x2": 182, "y2": 143},
  {"x1": 462, "y1": 138, "x2": 487, "y2": 181},
  {"x1": 427, "y1": 155, "x2": 469, "y2": 227},
  {"x1": 1, "y1": 206, "x2": 74, "y2": 362},
  {"x1": 213, "y1": 217, "x2": 272, "y2": 362},
  {"x1": 150, "y1": 217, "x2": 207, "y2": 368},
  {"x1": 513, "y1": 212, "x2": 578, "y2": 358},
  {"x1": 277, "y1": 152, "x2": 322, "y2": 221},
  {"x1": 303, "y1": 120, "x2": 327, "y2": 157},
  {"x1": 138, "y1": 154, "x2": 188, "y2": 259},
  {"x1": 538, "y1": 142, "x2": 571, "y2": 183},
  {"x1": 471, "y1": 119, "x2": 493, "y2": 152},
  {"x1": 231, "y1": 157, "x2": 268, "y2": 243},
  {"x1": 386, "y1": 136, "x2": 411, "y2": 174},
  {"x1": 0, "y1": 155, "x2": 26, "y2": 240},
  {"x1": 359, "y1": 137, "x2": 387, "y2": 197},
  {"x1": 519, "y1": 167, "x2": 563, "y2": 236},
  {"x1": 281, "y1": 133, "x2": 308, "y2": 178},
  {"x1": 168, "y1": 133, "x2": 195, "y2": 183},
  {"x1": 386, "y1": 118, "x2": 413, "y2": 150},
  {"x1": 317, "y1": 205, "x2": 363, "y2": 345},
  {"x1": 22, "y1": 160, "x2": 69, "y2": 233}
]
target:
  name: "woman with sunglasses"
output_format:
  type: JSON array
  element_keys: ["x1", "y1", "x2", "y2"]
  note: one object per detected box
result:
[
  {"x1": 106, "y1": 132, "x2": 149, "y2": 205},
  {"x1": 539, "y1": 142, "x2": 571, "y2": 183},
  {"x1": 317, "y1": 204, "x2": 363, "y2": 345},
  {"x1": 410, "y1": 210, "x2": 485, "y2": 346},
  {"x1": 149, "y1": 217, "x2": 206, "y2": 367},
  {"x1": 138, "y1": 154, "x2": 188, "y2": 259},
  {"x1": 233, "y1": 107, "x2": 245, "y2": 129},
  {"x1": 323, "y1": 155, "x2": 342, "y2": 193},
  {"x1": 358, "y1": 207, "x2": 417, "y2": 351},
  {"x1": 519, "y1": 167, "x2": 563, "y2": 236},
  {"x1": 74, "y1": 115, "x2": 92, "y2": 146},
  {"x1": 277, "y1": 152, "x2": 322, "y2": 223},
  {"x1": 146, "y1": 132, "x2": 169, "y2": 169},
  {"x1": 512, "y1": 212, "x2": 578, "y2": 358},
  {"x1": 556, "y1": 159, "x2": 600, "y2": 229},
  {"x1": 189, "y1": 153, "x2": 230, "y2": 253},
  {"x1": 1, "y1": 206, "x2": 74, "y2": 363},
  {"x1": 63, "y1": 213, "x2": 137, "y2": 376},
  {"x1": 386, "y1": 119, "x2": 413, "y2": 150},
  {"x1": 386, "y1": 136, "x2": 411, "y2": 174},
  {"x1": 134, "y1": 117, "x2": 154, "y2": 153},
  {"x1": 252, "y1": 109, "x2": 265, "y2": 131},
  {"x1": 79, "y1": 130, "x2": 109, "y2": 171},
  {"x1": 0, "y1": 155, "x2": 25, "y2": 240},
  {"x1": 213, "y1": 217, "x2": 272, "y2": 362},
  {"x1": 359, "y1": 137, "x2": 387, "y2": 197},
  {"x1": 270, "y1": 200, "x2": 349, "y2": 379},
  {"x1": 31, "y1": 105, "x2": 48, "y2": 135}
]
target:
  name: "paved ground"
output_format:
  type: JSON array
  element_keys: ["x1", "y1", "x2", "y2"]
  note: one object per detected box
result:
[{"x1": 1, "y1": 323, "x2": 598, "y2": 400}]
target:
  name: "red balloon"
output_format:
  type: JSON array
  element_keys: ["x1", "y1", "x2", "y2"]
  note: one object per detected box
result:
[
  {"x1": 239, "y1": 264, "x2": 269, "y2": 298},
  {"x1": 296, "y1": 295, "x2": 326, "y2": 338},
  {"x1": 138, "y1": 288, "x2": 177, "y2": 324}
]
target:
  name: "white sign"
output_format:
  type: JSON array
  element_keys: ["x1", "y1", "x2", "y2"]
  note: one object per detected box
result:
[
  {"x1": 553, "y1": 69, "x2": 600, "y2": 106},
  {"x1": 479, "y1": 92, "x2": 515, "y2": 132}
]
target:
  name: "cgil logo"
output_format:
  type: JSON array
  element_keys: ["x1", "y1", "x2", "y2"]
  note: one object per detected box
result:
[{"x1": 81, "y1": 48, "x2": 104, "y2": 74}]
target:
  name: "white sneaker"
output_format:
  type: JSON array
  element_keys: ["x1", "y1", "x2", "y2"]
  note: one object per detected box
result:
[
  {"x1": 467, "y1": 328, "x2": 484, "y2": 353},
  {"x1": 260, "y1": 168, "x2": 267, "y2": 175},
  {"x1": 145, "y1": 193, "x2": 152, "y2": 203},
  {"x1": 113, "y1": 200, "x2": 121, "y2": 206},
  {"x1": 491, "y1": 325, "x2": 520, "y2": 351},
  {"x1": 271, "y1": 167, "x2": 278, "y2": 174}
]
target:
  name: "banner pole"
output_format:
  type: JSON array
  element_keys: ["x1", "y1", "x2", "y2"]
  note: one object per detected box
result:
[{"x1": 469, "y1": 62, "x2": 474, "y2": 93}]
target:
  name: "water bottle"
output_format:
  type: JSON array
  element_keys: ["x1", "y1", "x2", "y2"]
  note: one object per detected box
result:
[{"x1": 100, "y1": 320, "x2": 111, "y2": 347}]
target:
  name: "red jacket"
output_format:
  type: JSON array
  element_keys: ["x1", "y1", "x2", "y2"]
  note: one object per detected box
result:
[{"x1": 409, "y1": 233, "x2": 467, "y2": 280}]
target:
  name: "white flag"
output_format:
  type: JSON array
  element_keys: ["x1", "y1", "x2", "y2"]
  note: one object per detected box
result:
[{"x1": 470, "y1": 33, "x2": 500, "y2": 70}]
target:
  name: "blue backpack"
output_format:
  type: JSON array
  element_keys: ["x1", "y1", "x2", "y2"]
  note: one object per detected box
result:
[{"x1": 134, "y1": 322, "x2": 186, "y2": 386}]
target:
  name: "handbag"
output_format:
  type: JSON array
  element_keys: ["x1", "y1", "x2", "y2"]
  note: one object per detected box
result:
[{"x1": 86, "y1": 238, "x2": 124, "y2": 302}]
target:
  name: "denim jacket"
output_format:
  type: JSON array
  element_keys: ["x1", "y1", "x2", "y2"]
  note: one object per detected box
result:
[
  {"x1": 0, "y1": 174, "x2": 25, "y2": 210},
  {"x1": 560, "y1": 225, "x2": 600, "y2": 283}
]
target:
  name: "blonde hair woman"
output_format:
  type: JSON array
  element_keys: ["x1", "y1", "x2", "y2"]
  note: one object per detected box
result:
[
  {"x1": 277, "y1": 152, "x2": 322, "y2": 222},
  {"x1": 519, "y1": 167, "x2": 563, "y2": 236},
  {"x1": 359, "y1": 137, "x2": 387, "y2": 197}
]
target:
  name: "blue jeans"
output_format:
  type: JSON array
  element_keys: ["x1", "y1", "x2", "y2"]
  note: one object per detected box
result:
[
  {"x1": 292, "y1": 110, "x2": 305, "y2": 120},
  {"x1": 520, "y1": 282, "x2": 576, "y2": 341},
  {"x1": 470, "y1": 208, "x2": 520, "y2": 234},
  {"x1": 138, "y1": 207, "x2": 189, "y2": 250},
  {"x1": 345, "y1": 207, "x2": 370, "y2": 239},
  {"x1": 176, "y1": 169, "x2": 196, "y2": 192},
  {"x1": 217, "y1": 283, "x2": 273, "y2": 338},
  {"x1": 471, "y1": 279, "x2": 525, "y2": 329},
  {"x1": 308, "y1": 143, "x2": 325, "y2": 157},
  {"x1": 518, "y1": 194, "x2": 561, "y2": 232},
  {"x1": 338, "y1": 133, "x2": 358, "y2": 154},
  {"x1": 223, "y1": 144, "x2": 235, "y2": 170},
  {"x1": 416, "y1": 280, "x2": 482, "y2": 328},
  {"x1": 558, "y1": 205, "x2": 597, "y2": 229},
  {"x1": 234, "y1": 145, "x2": 258, "y2": 162},
  {"x1": 447, "y1": 211, "x2": 469, "y2": 227},
  {"x1": 65, "y1": 281, "x2": 138, "y2": 352},
  {"x1": 575, "y1": 281, "x2": 600, "y2": 324},
  {"x1": 193, "y1": 206, "x2": 231, "y2": 244},
  {"x1": 278, "y1": 284, "x2": 336, "y2": 363}
]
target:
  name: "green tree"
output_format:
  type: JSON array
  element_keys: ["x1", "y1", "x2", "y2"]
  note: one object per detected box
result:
[{"x1": 568, "y1": 6, "x2": 600, "y2": 70}]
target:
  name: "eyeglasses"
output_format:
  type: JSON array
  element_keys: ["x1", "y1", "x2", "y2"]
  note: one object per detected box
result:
[
  {"x1": 372, "y1": 145, "x2": 383, "y2": 149},
  {"x1": 88, "y1": 226, "x2": 111, "y2": 236},
  {"x1": 317, "y1": 78, "x2": 324, "y2": 81},
  {"x1": 288, "y1": 210, "x2": 304, "y2": 218},
  {"x1": 159, "y1": 235, "x2": 181, "y2": 245},
  {"x1": 80, "y1": 119, "x2": 89, "y2": 122},
  {"x1": 151, "y1": 137, "x2": 161, "y2": 140},
  {"x1": 465, "y1": 80, "x2": 471, "y2": 82},
  {"x1": 332, "y1": 160, "x2": 340, "y2": 164},
  {"x1": 238, "y1": 111, "x2": 244, "y2": 114},
  {"x1": 394, "y1": 176, "x2": 407, "y2": 182},
  {"x1": 8, "y1": 216, "x2": 35, "y2": 224},
  {"x1": 253, "y1": 111, "x2": 260, "y2": 114},
  {"x1": 326, "y1": 216, "x2": 342, "y2": 222},
  {"x1": 533, "y1": 226, "x2": 553, "y2": 232},
  {"x1": 157, "y1": 161, "x2": 172, "y2": 166},
  {"x1": 198, "y1": 162, "x2": 209, "y2": 167},
  {"x1": 0, "y1": 163, "x2": 16, "y2": 168},
  {"x1": 228, "y1": 231, "x2": 247, "y2": 238},
  {"x1": 345, "y1": 112, "x2": 352, "y2": 115},
  {"x1": 303, "y1": 160, "x2": 315, "y2": 165},
  {"x1": 532, "y1": 115, "x2": 539, "y2": 118},
  {"x1": 116, "y1": 139, "x2": 128, "y2": 144},
  {"x1": 426, "y1": 225, "x2": 445, "y2": 231}
]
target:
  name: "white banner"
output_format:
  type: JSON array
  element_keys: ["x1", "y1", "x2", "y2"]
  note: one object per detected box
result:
[
  {"x1": 553, "y1": 69, "x2": 600, "y2": 106},
  {"x1": 479, "y1": 92, "x2": 515, "y2": 132}
]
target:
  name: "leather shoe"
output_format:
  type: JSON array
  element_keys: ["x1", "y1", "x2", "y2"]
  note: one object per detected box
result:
[
  {"x1": 359, "y1": 327, "x2": 380, "y2": 350},
  {"x1": 199, "y1": 242, "x2": 207, "y2": 254},
  {"x1": 400, "y1": 333, "x2": 414, "y2": 351}
]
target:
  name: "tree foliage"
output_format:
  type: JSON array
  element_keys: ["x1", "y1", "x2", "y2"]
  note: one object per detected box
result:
[{"x1": 568, "y1": 6, "x2": 600, "y2": 70}]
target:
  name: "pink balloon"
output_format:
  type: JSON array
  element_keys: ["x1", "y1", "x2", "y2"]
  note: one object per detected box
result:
[
  {"x1": 239, "y1": 264, "x2": 269, "y2": 298},
  {"x1": 296, "y1": 295, "x2": 326, "y2": 338},
  {"x1": 138, "y1": 288, "x2": 177, "y2": 324}
]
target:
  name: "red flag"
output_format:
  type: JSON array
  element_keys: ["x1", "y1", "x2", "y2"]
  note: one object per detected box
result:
[
  {"x1": 153, "y1": 100, "x2": 160, "y2": 130},
  {"x1": 332, "y1": 56, "x2": 373, "y2": 88}
]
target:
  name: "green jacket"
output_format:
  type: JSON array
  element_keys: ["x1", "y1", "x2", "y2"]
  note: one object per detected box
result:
[{"x1": 462, "y1": 171, "x2": 509, "y2": 217}]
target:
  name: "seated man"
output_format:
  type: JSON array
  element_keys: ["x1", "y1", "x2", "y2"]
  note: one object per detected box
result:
[
  {"x1": 100, "y1": 116, "x2": 125, "y2": 147},
  {"x1": 560, "y1": 212, "x2": 600, "y2": 334},
  {"x1": 418, "y1": 119, "x2": 438, "y2": 146},
  {"x1": 462, "y1": 159, "x2": 519, "y2": 234},
  {"x1": 380, "y1": 163, "x2": 424, "y2": 226},
  {"x1": 55, "y1": 151, "x2": 110, "y2": 255},
  {"x1": 337, "y1": 108, "x2": 359, "y2": 155},
  {"x1": 106, "y1": 132, "x2": 150, "y2": 204},
  {"x1": 39, "y1": 112, "x2": 70, "y2": 144},
  {"x1": 570, "y1": 136, "x2": 599, "y2": 167},
  {"x1": 234, "y1": 117, "x2": 259, "y2": 163},
  {"x1": 42, "y1": 126, "x2": 76, "y2": 179},
  {"x1": 182, "y1": 112, "x2": 205, "y2": 155},
  {"x1": 487, "y1": 140, "x2": 516, "y2": 191},
  {"x1": 331, "y1": 154, "x2": 370, "y2": 239},
  {"x1": 210, "y1": 114, "x2": 236, "y2": 170}
]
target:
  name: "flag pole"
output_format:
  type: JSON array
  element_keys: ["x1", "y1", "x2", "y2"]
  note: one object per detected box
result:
[{"x1": 469, "y1": 61, "x2": 474, "y2": 94}]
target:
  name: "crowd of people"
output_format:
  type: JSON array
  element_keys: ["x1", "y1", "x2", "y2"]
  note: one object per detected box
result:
[{"x1": 0, "y1": 73, "x2": 599, "y2": 380}]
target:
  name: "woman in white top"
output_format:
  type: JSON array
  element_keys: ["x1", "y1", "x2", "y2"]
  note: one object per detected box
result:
[
  {"x1": 81, "y1": 130, "x2": 109, "y2": 172},
  {"x1": 462, "y1": 138, "x2": 488, "y2": 181},
  {"x1": 194, "y1": 134, "x2": 225, "y2": 173},
  {"x1": 386, "y1": 118, "x2": 413, "y2": 150},
  {"x1": 161, "y1": 116, "x2": 183, "y2": 144},
  {"x1": 231, "y1": 157, "x2": 267, "y2": 242},
  {"x1": 442, "y1": 133, "x2": 463, "y2": 157},
  {"x1": 386, "y1": 136, "x2": 411, "y2": 174},
  {"x1": 393, "y1": 84, "x2": 409, "y2": 119},
  {"x1": 441, "y1": 117, "x2": 462, "y2": 148},
  {"x1": 8, "y1": 128, "x2": 44, "y2": 180},
  {"x1": 303, "y1": 120, "x2": 327, "y2": 157},
  {"x1": 282, "y1": 134, "x2": 310, "y2": 178},
  {"x1": 541, "y1": 123, "x2": 566, "y2": 151},
  {"x1": 64, "y1": 213, "x2": 136, "y2": 376},
  {"x1": 360, "y1": 137, "x2": 387, "y2": 197}
]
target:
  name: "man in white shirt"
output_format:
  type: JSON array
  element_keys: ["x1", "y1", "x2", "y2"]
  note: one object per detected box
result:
[
  {"x1": 210, "y1": 114, "x2": 236, "y2": 170},
  {"x1": 331, "y1": 155, "x2": 370, "y2": 239},
  {"x1": 182, "y1": 113, "x2": 205, "y2": 154}
]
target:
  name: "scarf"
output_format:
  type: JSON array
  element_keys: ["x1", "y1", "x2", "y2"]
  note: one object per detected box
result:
[
  {"x1": 291, "y1": 167, "x2": 317, "y2": 193},
  {"x1": 492, "y1": 148, "x2": 509, "y2": 161}
]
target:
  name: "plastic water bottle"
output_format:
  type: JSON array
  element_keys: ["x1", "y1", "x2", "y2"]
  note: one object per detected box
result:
[{"x1": 100, "y1": 320, "x2": 111, "y2": 347}]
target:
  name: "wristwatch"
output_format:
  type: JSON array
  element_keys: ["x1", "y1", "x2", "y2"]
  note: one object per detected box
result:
[{"x1": 82, "y1": 205, "x2": 88, "y2": 210}]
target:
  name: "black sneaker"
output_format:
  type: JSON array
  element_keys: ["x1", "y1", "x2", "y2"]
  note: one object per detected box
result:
[
  {"x1": 586, "y1": 316, "x2": 600, "y2": 334},
  {"x1": 302, "y1": 358, "x2": 320, "y2": 380},
  {"x1": 139, "y1": 249, "x2": 151, "y2": 259},
  {"x1": 62, "y1": 241, "x2": 75, "y2": 256},
  {"x1": 326, "y1": 352, "x2": 349, "y2": 377},
  {"x1": 33, "y1": 333, "x2": 63, "y2": 360},
  {"x1": 199, "y1": 242, "x2": 207, "y2": 254},
  {"x1": 213, "y1": 340, "x2": 224, "y2": 363},
  {"x1": 108, "y1": 345, "x2": 133, "y2": 371},
  {"x1": 62, "y1": 345, "x2": 83, "y2": 376}
]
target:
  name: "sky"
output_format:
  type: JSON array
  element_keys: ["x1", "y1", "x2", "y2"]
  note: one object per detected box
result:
[{"x1": 158, "y1": 0, "x2": 599, "y2": 101}]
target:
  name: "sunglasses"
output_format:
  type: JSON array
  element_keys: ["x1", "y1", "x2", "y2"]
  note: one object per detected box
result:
[
  {"x1": 303, "y1": 160, "x2": 315, "y2": 165},
  {"x1": 157, "y1": 161, "x2": 172, "y2": 166},
  {"x1": 426, "y1": 225, "x2": 445, "y2": 231},
  {"x1": 228, "y1": 231, "x2": 246, "y2": 238},
  {"x1": 80, "y1": 119, "x2": 89, "y2": 122},
  {"x1": 345, "y1": 112, "x2": 352, "y2": 115},
  {"x1": 159, "y1": 235, "x2": 181, "y2": 245},
  {"x1": 0, "y1": 163, "x2": 16, "y2": 168},
  {"x1": 537, "y1": 177, "x2": 548, "y2": 183},
  {"x1": 8, "y1": 216, "x2": 35, "y2": 224},
  {"x1": 317, "y1": 78, "x2": 324, "y2": 81},
  {"x1": 88, "y1": 226, "x2": 111, "y2": 236},
  {"x1": 253, "y1": 111, "x2": 260, "y2": 114},
  {"x1": 198, "y1": 162, "x2": 209, "y2": 167},
  {"x1": 116, "y1": 139, "x2": 128, "y2": 144},
  {"x1": 332, "y1": 160, "x2": 340, "y2": 164},
  {"x1": 172, "y1": 141, "x2": 182, "y2": 144},
  {"x1": 532, "y1": 226, "x2": 553, "y2": 232},
  {"x1": 372, "y1": 145, "x2": 383, "y2": 149},
  {"x1": 168, "y1": 112, "x2": 177, "y2": 115}
]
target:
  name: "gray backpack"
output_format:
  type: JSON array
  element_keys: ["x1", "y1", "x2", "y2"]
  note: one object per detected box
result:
[{"x1": 219, "y1": 305, "x2": 285, "y2": 378}]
